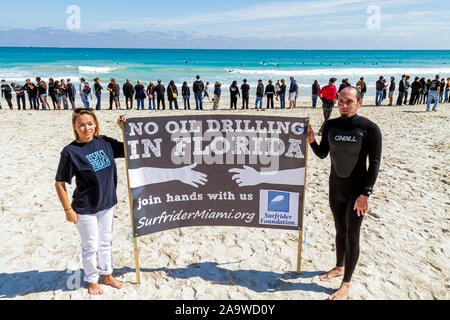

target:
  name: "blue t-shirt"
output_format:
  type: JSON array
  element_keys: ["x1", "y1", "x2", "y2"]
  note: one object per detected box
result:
[{"x1": 55, "y1": 136, "x2": 124, "y2": 214}]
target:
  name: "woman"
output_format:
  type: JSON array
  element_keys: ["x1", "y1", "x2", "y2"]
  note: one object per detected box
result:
[
  {"x1": 167, "y1": 80, "x2": 179, "y2": 110},
  {"x1": 182, "y1": 81, "x2": 190, "y2": 110},
  {"x1": 229, "y1": 81, "x2": 240, "y2": 110},
  {"x1": 445, "y1": 78, "x2": 450, "y2": 103},
  {"x1": 60, "y1": 79, "x2": 69, "y2": 110},
  {"x1": 135, "y1": 80, "x2": 146, "y2": 110},
  {"x1": 94, "y1": 78, "x2": 103, "y2": 110},
  {"x1": 54, "y1": 80, "x2": 62, "y2": 110},
  {"x1": 49, "y1": 78, "x2": 58, "y2": 109},
  {"x1": 38, "y1": 79, "x2": 51, "y2": 110},
  {"x1": 55, "y1": 108, "x2": 127, "y2": 295},
  {"x1": 147, "y1": 81, "x2": 156, "y2": 110},
  {"x1": 265, "y1": 80, "x2": 275, "y2": 109}
]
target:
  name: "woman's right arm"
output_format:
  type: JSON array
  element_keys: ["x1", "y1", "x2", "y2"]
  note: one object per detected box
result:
[{"x1": 55, "y1": 181, "x2": 78, "y2": 224}]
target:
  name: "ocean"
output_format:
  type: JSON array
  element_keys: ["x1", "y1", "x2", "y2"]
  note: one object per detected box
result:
[{"x1": 1, "y1": 47, "x2": 449, "y2": 95}]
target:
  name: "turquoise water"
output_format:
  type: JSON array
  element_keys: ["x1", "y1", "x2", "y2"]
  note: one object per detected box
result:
[{"x1": 1, "y1": 47, "x2": 449, "y2": 94}]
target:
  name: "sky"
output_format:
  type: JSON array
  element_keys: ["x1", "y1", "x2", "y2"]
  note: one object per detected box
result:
[{"x1": 0, "y1": 0, "x2": 449, "y2": 49}]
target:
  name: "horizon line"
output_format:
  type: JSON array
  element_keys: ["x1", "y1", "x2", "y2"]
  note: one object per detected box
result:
[{"x1": 1, "y1": 46, "x2": 450, "y2": 51}]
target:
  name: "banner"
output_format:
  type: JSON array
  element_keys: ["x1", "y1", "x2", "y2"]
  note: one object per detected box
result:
[{"x1": 123, "y1": 115, "x2": 308, "y2": 237}]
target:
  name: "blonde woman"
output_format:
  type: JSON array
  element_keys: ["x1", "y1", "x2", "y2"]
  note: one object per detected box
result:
[{"x1": 55, "y1": 108, "x2": 127, "y2": 295}]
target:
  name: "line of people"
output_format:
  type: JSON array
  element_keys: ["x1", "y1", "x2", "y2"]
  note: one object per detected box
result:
[{"x1": 1, "y1": 75, "x2": 449, "y2": 112}]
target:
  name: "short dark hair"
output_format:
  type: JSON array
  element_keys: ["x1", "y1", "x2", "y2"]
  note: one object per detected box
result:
[{"x1": 196, "y1": 75, "x2": 200, "y2": 79}]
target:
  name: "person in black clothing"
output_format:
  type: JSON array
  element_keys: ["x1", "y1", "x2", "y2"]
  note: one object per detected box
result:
[
  {"x1": 48, "y1": 78, "x2": 58, "y2": 110},
  {"x1": 1, "y1": 80, "x2": 13, "y2": 109},
  {"x1": 265, "y1": 80, "x2": 275, "y2": 109},
  {"x1": 12, "y1": 82, "x2": 26, "y2": 110},
  {"x1": 25, "y1": 78, "x2": 37, "y2": 110},
  {"x1": 409, "y1": 77, "x2": 422, "y2": 105},
  {"x1": 167, "y1": 80, "x2": 179, "y2": 110},
  {"x1": 93, "y1": 78, "x2": 103, "y2": 110},
  {"x1": 181, "y1": 81, "x2": 190, "y2": 110},
  {"x1": 418, "y1": 78, "x2": 426, "y2": 104},
  {"x1": 123, "y1": 79, "x2": 135, "y2": 110},
  {"x1": 155, "y1": 79, "x2": 166, "y2": 110},
  {"x1": 107, "y1": 78, "x2": 121, "y2": 110},
  {"x1": 307, "y1": 86, "x2": 382, "y2": 300},
  {"x1": 255, "y1": 80, "x2": 264, "y2": 110},
  {"x1": 388, "y1": 77, "x2": 395, "y2": 106},
  {"x1": 279, "y1": 79, "x2": 286, "y2": 109},
  {"x1": 241, "y1": 79, "x2": 250, "y2": 109},
  {"x1": 312, "y1": 80, "x2": 320, "y2": 108},
  {"x1": 396, "y1": 74, "x2": 407, "y2": 106},
  {"x1": 229, "y1": 81, "x2": 240, "y2": 110},
  {"x1": 135, "y1": 80, "x2": 146, "y2": 110},
  {"x1": 193, "y1": 75, "x2": 205, "y2": 110},
  {"x1": 67, "y1": 79, "x2": 76, "y2": 110}
]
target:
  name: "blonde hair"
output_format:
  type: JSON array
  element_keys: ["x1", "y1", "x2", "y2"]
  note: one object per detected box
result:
[{"x1": 72, "y1": 109, "x2": 100, "y2": 140}]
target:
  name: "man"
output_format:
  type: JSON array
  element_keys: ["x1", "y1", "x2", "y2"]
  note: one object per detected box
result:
[
  {"x1": 1, "y1": 80, "x2": 13, "y2": 109},
  {"x1": 396, "y1": 74, "x2": 407, "y2": 106},
  {"x1": 419, "y1": 77, "x2": 427, "y2": 104},
  {"x1": 279, "y1": 79, "x2": 286, "y2": 109},
  {"x1": 123, "y1": 79, "x2": 135, "y2": 110},
  {"x1": 426, "y1": 75, "x2": 441, "y2": 112},
  {"x1": 388, "y1": 77, "x2": 395, "y2": 106},
  {"x1": 307, "y1": 86, "x2": 382, "y2": 300},
  {"x1": 317, "y1": 77, "x2": 337, "y2": 135},
  {"x1": 439, "y1": 79, "x2": 446, "y2": 103},
  {"x1": 409, "y1": 77, "x2": 422, "y2": 105},
  {"x1": 12, "y1": 82, "x2": 26, "y2": 110},
  {"x1": 241, "y1": 79, "x2": 250, "y2": 109},
  {"x1": 193, "y1": 75, "x2": 205, "y2": 110},
  {"x1": 107, "y1": 78, "x2": 121, "y2": 110},
  {"x1": 66, "y1": 79, "x2": 76, "y2": 109},
  {"x1": 265, "y1": 80, "x2": 275, "y2": 109},
  {"x1": 255, "y1": 79, "x2": 264, "y2": 111},
  {"x1": 79, "y1": 77, "x2": 91, "y2": 108},
  {"x1": 25, "y1": 78, "x2": 36, "y2": 110},
  {"x1": 288, "y1": 76, "x2": 298, "y2": 109},
  {"x1": 155, "y1": 79, "x2": 166, "y2": 110},
  {"x1": 375, "y1": 76, "x2": 385, "y2": 106}
]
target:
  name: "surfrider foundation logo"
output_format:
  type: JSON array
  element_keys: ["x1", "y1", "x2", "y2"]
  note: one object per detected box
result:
[{"x1": 259, "y1": 190, "x2": 299, "y2": 227}]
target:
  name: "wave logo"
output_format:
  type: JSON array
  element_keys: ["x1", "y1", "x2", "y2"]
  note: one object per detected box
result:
[{"x1": 268, "y1": 191, "x2": 290, "y2": 213}]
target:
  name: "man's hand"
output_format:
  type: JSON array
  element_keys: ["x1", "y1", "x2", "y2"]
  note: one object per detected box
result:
[
  {"x1": 307, "y1": 124, "x2": 315, "y2": 144},
  {"x1": 354, "y1": 195, "x2": 369, "y2": 217}
]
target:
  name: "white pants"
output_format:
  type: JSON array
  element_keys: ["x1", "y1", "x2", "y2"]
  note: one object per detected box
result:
[{"x1": 75, "y1": 206, "x2": 114, "y2": 283}]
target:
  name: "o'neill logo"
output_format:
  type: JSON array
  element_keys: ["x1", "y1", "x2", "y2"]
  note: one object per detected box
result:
[
  {"x1": 259, "y1": 190, "x2": 299, "y2": 227},
  {"x1": 334, "y1": 135, "x2": 357, "y2": 142}
]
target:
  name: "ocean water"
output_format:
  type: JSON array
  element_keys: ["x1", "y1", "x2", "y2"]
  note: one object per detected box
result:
[{"x1": 1, "y1": 47, "x2": 449, "y2": 95}]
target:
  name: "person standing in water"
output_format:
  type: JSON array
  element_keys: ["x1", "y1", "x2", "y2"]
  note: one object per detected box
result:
[{"x1": 307, "y1": 86, "x2": 382, "y2": 300}]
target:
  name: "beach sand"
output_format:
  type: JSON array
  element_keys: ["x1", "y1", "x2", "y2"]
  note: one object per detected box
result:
[{"x1": 0, "y1": 96, "x2": 448, "y2": 300}]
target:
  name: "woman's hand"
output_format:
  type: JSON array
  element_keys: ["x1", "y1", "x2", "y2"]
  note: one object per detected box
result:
[
  {"x1": 117, "y1": 114, "x2": 129, "y2": 127},
  {"x1": 65, "y1": 208, "x2": 78, "y2": 224},
  {"x1": 307, "y1": 124, "x2": 315, "y2": 144}
]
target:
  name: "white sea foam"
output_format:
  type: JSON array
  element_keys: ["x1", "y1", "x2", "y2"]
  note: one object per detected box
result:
[
  {"x1": 78, "y1": 66, "x2": 116, "y2": 73},
  {"x1": 228, "y1": 67, "x2": 450, "y2": 77}
]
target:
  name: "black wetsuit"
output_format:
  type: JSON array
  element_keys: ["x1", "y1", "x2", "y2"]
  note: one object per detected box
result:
[{"x1": 310, "y1": 114, "x2": 382, "y2": 282}]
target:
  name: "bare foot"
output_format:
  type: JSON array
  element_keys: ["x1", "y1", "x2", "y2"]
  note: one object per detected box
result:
[
  {"x1": 103, "y1": 275, "x2": 123, "y2": 289},
  {"x1": 88, "y1": 282, "x2": 103, "y2": 295},
  {"x1": 327, "y1": 282, "x2": 350, "y2": 300},
  {"x1": 319, "y1": 266, "x2": 345, "y2": 282}
]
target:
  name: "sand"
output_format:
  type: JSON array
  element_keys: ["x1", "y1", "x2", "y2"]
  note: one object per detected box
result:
[{"x1": 0, "y1": 96, "x2": 448, "y2": 300}]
